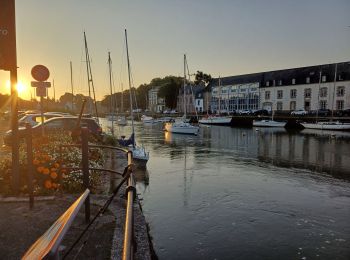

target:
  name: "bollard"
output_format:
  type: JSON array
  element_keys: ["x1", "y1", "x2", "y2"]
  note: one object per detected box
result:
[
  {"x1": 81, "y1": 127, "x2": 90, "y2": 222},
  {"x1": 25, "y1": 124, "x2": 34, "y2": 209}
]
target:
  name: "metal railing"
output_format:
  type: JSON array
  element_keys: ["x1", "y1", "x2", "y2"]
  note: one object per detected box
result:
[{"x1": 22, "y1": 127, "x2": 138, "y2": 259}]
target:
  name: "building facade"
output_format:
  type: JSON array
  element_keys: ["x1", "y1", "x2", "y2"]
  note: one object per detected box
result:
[
  {"x1": 148, "y1": 86, "x2": 165, "y2": 113},
  {"x1": 206, "y1": 61, "x2": 350, "y2": 113}
]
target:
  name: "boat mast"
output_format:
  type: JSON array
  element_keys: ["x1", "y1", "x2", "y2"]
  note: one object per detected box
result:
[
  {"x1": 316, "y1": 68, "x2": 322, "y2": 122},
  {"x1": 331, "y1": 63, "x2": 338, "y2": 119},
  {"x1": 183, "y1": 54, "x2": 186, "y2": 118},
  {"x1": 218, "y1": 76, "x2": 221, "y2": 115},
  {"x1": 70, "y1": 61, "x2": 74, "y2": 112},
  {"x1": 108, "y1": 52, "x2": 114, "y2": 135},
  {"x1": 121, "y1": 83, "x2": 124, "y2": 114},
  {"x1": 125, "y1": 29, "x2": 135, "y2": 147},
  {"x1": 83, "y1": 32, "x2": 99, "y2": 123}
]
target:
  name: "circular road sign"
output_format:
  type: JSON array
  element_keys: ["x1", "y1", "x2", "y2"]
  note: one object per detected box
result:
[{"x1": 31, "y1": 65, "x2": 50, "y2": 82}]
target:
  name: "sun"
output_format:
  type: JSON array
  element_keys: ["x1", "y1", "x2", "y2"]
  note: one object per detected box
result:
[{"x1": 6, "y1": 80, "x2": 28, "y2": 98}]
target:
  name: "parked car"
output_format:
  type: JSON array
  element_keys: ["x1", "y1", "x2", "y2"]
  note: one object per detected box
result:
[
  {"x1": 335, "y1": 109, "x2": 350, "y2": 116},
  {"x1": 290, "y1": 109, "x2": 308, "y2": 116},
  {"x1": 252, "y1": 109, "x2": 269, "y2": 116},
  {"x1": 238, "y1": 109, "x2": 252, "y2": 115},
  {"x1": 310, "y1": 109, "x2": 331, "y2": 116},
  {"x1": 3, "y1": 117, "x2": 102, "y2": 146},
  {"x1": 18, "y1": 113, "x2": 66, "y2": 127}
]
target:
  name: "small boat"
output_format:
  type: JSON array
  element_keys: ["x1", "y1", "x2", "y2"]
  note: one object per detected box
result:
[
  {"x1": 118, "y1": 29, "x2": 149, "y2": 168},
  {"x1": 164, "y1": 120, "x2": 199, "y2": 135},
  {"x1": 116, "y1": 116, "x2": 127, "y2": 126},
  {"x1": 164, "y1": 54, "x2": 199, "y2": 135},
  {"x1": 199, "y1": 115, "x2": 232, "y2": 126},
  {"x1": 253, "y1": 119, "x2": 286, "y2": 127},
  {"x1": 301, "y1": 121, "x2": 350, "y2": 130},
  {"x1": 141, "y1": 115, "x2": 156, "y2": 124}
]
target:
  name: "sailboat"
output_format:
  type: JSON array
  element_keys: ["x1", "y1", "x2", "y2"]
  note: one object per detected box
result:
[
  {"x1": 164, "y1": 55, "x2": 200, "y2": 135},
  {"x1": 301, "y1": 64, "x2": 350, "y2": 131},
  {"x1": 253, "y1": 83, "x2": 286, "y2": 127},
  {"x1": 107, "y1": 52, "x2": 116, "y2": 135},
  {"x1": 116, "y1": 83, "x2": 127, "y2": 126},
  {"x1": 199, "y1": 77, "x2": 232, "y2": 126},
  {"x1": 118, "y1": 29, "x2": 149, "y2": 167}
]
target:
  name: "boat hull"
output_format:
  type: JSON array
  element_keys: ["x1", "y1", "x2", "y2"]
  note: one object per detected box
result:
[
  {"x1": 253, "y1": 120, "x2": 286, "y2": 127},
  {"x1": 301, "y1": 122, "x2": 350, "y2": 130},
  {"x1": 164, "y1": 122, "x2": 199, "y2": 135},
  {"x1": 199, "y1": 116, "x2": 232, "y2": 126}
]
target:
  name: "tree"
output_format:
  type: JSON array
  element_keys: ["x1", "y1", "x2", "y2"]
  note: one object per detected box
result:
[
  {"x1": 194, "y1": 71, "x2": 212, "y2": 85},
  {"x1": 158, "y1": 78, "x2": 181, "y2": 108}
]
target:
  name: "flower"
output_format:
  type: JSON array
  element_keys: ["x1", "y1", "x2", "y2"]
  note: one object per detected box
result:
[
  {"x1": 54, "y1": 163, "x2": 60, "y2": 168},
  {"x1": 37, "y1": 166, "x2": 44, "y2": 173},
  {"x1": 33, "y1": 159, "x2": 40, "y2": 165},
  {"x1": 43, "y1": 168, "x2": 50, "y2": 175},
  {"x1": 50, "y1": 171, "x2": 58, "y2": 179},
  {"x1": 44, "y1": 180, "x2": 52, "y2": 189}
]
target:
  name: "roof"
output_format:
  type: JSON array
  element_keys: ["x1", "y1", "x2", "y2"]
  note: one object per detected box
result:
[{"x1": 207, "y1": 61, "x2": 350, "y2": 89}]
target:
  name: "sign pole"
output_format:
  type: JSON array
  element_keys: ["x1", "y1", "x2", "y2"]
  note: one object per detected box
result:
[
  {"x1": 10, "y1": 67, "x2": 19, "y2": 193},
  {"x1": 40, "y1": 95, "x2": 45, "y2": 135}
]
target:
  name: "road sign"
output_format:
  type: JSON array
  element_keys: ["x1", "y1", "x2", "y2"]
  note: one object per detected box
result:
[
  {"x1": 0, "y1": 0, "x2": 16, "y2": 71},
  {"x1": 36, "y1": 86, "x2": 47, "y2": 97},
  {"x1": 31, "y1": 81, "x2": 51, "y2": 88},
  {"x1": 31, "y1": 65, "x2": 50, "y2": 82}
]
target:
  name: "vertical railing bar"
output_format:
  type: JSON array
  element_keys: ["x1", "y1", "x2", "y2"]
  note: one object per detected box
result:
[{"x1": 25, "y1": 124, "x2": 34, "y2": 209}]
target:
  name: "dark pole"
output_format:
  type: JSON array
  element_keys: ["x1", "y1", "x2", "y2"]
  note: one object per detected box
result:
[
  {"x1": 11, "y1": 68, "x2": 19, "y2": 193},
  {"x1": 25, "y1": 124, "x2": 34, "y2": 209},
  {"x1": 81, "y1": 127, "x2": 90, "y2": 222}
]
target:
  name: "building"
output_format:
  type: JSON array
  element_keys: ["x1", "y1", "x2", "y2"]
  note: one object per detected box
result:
[
  {"x1": 177, "y1": 84, "x2": 205, "y2": 114},
  {"x1": 148, "y1": 86, "x2": 165, "y2": 113},
  {"x1": 206, "y1": 61, "x2": 350, "y2": 113}
]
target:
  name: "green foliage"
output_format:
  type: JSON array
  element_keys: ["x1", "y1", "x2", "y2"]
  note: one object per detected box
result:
[{"x1": 194, "y1": 71, "x2": 212, "y2": 85}]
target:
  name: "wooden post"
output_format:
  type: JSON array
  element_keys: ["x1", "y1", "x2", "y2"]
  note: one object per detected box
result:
[{"x1": 81, "y1": 127, "x2": 90, "y2": 222}]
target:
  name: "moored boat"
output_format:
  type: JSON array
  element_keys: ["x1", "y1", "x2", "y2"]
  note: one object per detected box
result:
[
  {"x1": 199, "y1": 115, "x2": 232, "y2": 126},
  {"x1": 253, "y1": 119, "x2": 286, "y2": 127},
  {"x1": 301, "y1": 121, "x2": 350, "y2": 130}
]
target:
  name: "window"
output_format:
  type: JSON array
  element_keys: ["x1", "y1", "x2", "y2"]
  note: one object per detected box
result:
[
  {"x1": 197, "y1": 100, "x2": 200, "y2": 106},
  {"x1": 319, "y1": 100, "x2": 327, "y2": 110},
  {"x1": 306, "y1": 77, "x2": 310, "y2": 84},
  {"x1": 292, "y1": 78, "x2": 296, "y2": 85},
  {"x1": 336, "y1": 100, "x2": 344, "y2": 110},
  {"x1": 322, "y1": 75, "x2": 326, "y2": 82},
  {"x1": 277, "y1": 102, "x2": 283, "y2": 111},
  {"x1": 266, "y1": 81, "x2": 270, "y2": 87},
  {"x1": 265, "y1": 91, "x2": 270, "y2": 100},
  {"x1": 320, "y1": 87, "x2": 327, "y2": 98},
  {"x1": 278, "y1": 80, "x2": 282, "y2": 86},
  {"x1": 290, "y1": 89, "x2": 297, "y2": 99},
  {"x1": 277, "y1": 90, "x2": 283, "y2": 99},
  {"x1": 290, "y1": 101, "x2": 296, "y2": 111},
  {"x1": 304, "y1": 88, "x2": 311, "y2": 98},
  {"x1": 337, "y1": 86, "x2": 345, "y2": 97}
]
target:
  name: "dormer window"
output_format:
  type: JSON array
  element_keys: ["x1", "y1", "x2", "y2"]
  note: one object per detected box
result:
[
  {"x1": 278, "y1": 80, "x2": 282, "y2": 86},
  {"x1": 292, "y1": 78, "x2": 296, "y2": 85},
  {"x1": 266, "y1": 81, "x2": 270, "y2": 87},
  {"x1": 306, "y1": 77, "x2": 310, "y2": 84},
  {"x1": 322, "y1": 75, "x2": 326, "y2": 82}
]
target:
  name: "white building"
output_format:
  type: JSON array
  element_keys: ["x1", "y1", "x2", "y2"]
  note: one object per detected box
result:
[
  {"x1": 207, "y1": 62, "x2": 350, "y2": 113},
  {"x1": 148, "y1": 86, "x2": 165, "y2": 113}
]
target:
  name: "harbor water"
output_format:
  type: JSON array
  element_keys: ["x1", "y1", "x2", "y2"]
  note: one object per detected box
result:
[{"x1": 103, "y1": 119, "x2": 350, "y2": 259}]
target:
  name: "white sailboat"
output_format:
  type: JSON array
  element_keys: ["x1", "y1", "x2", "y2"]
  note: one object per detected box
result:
[
  {"x1": 301, "y1": 64, "x2": 350, "y2": 131},
  {"x1": 199, "y1": 77, "x2": 232, "y2": 126},
  {"x1": 118, "y1": 29, "x2": 149, "y2": 167},
  {"x1": 164, "y1": 55, "x2": 199, "y2": 135},
  {"x1": 253, "y1": 85, "x2": 286, "y2": 127}
]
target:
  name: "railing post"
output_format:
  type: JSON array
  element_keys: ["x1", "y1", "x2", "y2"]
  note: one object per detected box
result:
[
  {"x1": 25, "y1": 123, "x2": 34, "y2": 209},
  {"x1": 123, "y1": 151, "x2": 136, "y2": 260},
  {"x1": 81, "y1": 127, "x2": 90, "y2": 222}
]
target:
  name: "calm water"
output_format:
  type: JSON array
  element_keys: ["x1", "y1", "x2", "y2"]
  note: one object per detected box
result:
[{"x1": 109, "y1": 119, "x2": 350, "y2": 259}]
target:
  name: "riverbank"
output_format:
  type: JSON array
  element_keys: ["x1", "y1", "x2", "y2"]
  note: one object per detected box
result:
[{"x1": 0, "y1": 149, "x2": 153, "y2": 259}]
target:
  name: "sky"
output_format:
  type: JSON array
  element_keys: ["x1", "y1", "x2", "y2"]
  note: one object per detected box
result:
[{"x1": 0, "y1": 0, "x2": 349, "y2": 101}]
